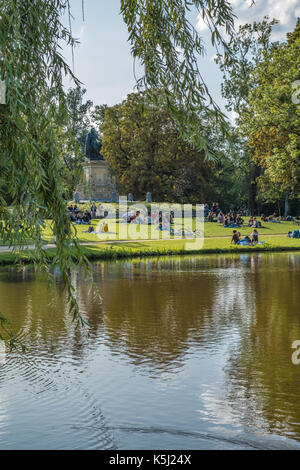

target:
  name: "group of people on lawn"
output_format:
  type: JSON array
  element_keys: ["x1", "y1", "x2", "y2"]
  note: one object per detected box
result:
[
  {"x1": 204, "y1": 202, "x2": 294, "y2": 228},
  {"x1": 231, "y1": 229, "x2": 259, "y2": 246},
  {"x1": 205, "y1": 203, "x2": 246, "y2": 227},
  {"x1": 66, "y1": 200, "x2": 299, "y2": 242},
  {"x1": 204, "y1": 202, "x2": 268, "y2": 246},
  {"x1": 67, "y1": 205, "x2": 176, "y2": 235},
  {"x1": 121, "y1": 210, "x2": 174, "y2": 230},
  {"x1": 67, "y1": 203, "x2": 105, "y2": 225},
  {"x1": 205, "y1": 203, "x2": 262, "y2": 228}
]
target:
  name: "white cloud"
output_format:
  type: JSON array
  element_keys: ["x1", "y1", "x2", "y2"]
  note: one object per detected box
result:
[
  {"x1": 232, "y1": 0, "x2": 299, "y2": 38},
  {"x1": 196, "y1": 14, "x2": 209, "y2": 31},
  {"x1": 196, "y1": 1, "x2": 299, "y2": 39}
]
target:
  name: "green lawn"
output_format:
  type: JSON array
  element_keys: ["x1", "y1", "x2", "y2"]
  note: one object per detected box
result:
[
  {"x1": 1, "y1": 234, "x2": 299, "y2": 266},
  {"x1": 204, "y1": 219, "x2": 300, "y2": 237},
  {"x1": 40, "y1": 217, "x2": 300, "y2": 243},
  {"x1": 1, "y1": 215, "x2": 300, "y2": 265}
]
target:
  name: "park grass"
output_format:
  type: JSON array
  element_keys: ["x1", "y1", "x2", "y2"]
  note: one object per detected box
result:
[
  {"x1": 1, "y1": 234, "x2": 299, "y2": 266},
  {"x1": 1, "y1": 213, "x2": 299, "y2": 246},
  {"x1": 40, "y1": 217, "x2": 300, "y2": 244},
  {"x1": 204, "y1": 220, "x2": 300, "y2": 237}
]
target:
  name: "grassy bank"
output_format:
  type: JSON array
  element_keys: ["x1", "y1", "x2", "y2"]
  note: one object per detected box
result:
[
  {"x1": 1, "y1": 235, "x2": 299, "y2": 266},
  {"x1": 1, "y1": 217, "x2": 299, "y2": 246}
]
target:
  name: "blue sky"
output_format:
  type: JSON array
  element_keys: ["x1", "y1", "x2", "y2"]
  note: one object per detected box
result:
[{"x1": 63, "y1": 0, "x2": 299, "y2": 118}]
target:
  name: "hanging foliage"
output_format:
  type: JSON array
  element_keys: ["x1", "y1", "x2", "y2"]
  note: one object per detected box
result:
[
  {"x1": 0, "y1": 0, "x2": 238, "y2": 341},
  {"x1": 0, "y1": 0, "x2": 89, "y2": 338},
  {"x1": 120, "y1": 0, "x2": 236, "y2": 155}
]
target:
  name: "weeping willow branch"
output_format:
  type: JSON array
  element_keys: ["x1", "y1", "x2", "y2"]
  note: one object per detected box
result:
[
  {"x1": 0, "y1": 0, "x2": 238, "y2": 345},
  {"x1": 0, "y1": 0, "x2": 90, "y2": 343},
  {"x1": 120, "y1": 0, "x2": 237, "y2": 156}
]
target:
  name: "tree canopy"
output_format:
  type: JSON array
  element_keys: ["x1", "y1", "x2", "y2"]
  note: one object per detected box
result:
[
  {"x1": 217, "y1": 17, "x2": 300, "y2": 213},
  {"x1": 101, "y1": 91, "x2": 212, "y2": 203},
  {"x1": 242, "y1": 19, "x2": 300, "y2": 202}
]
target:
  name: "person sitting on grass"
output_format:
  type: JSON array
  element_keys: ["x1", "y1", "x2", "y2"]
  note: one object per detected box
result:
[
  {"x1": 129, "y1": 211, "x2": 138, "y2": 223},
  {"x1": 162, "y1": 213, "x2": 171, "y2": 231},
  {"x1": 247, "y1": 216, "x2": 254, "y2": 227},
  {"x1": 135, "y1": 210, "x2": 146, "y2": 224},
  {"x1": 76, "y1": 212, "x2": 83, "y2": 224},
  {"x1": 214, "y1": 203, "x2": 221, "y2": 215},
  {"x1": 133, "y1": 211, "x2": 144, "y2": 224},
  {"x1": 261, "y1": 214, "x2": 268, "y2": 222},
  {"x1": 251, "y1": 229, "x2": 259, "y2": 244},
  {"x1": 217, "y1": 212, "x2": 225, "y2": 224},
  {"x1": 91, "y1": 203, "x2": 97, "y2": 219},
  {"x1": 224, "y1": 215, "x2": 231, "y2": 227},
  {"x1": 208, "y1": 211, "x2": 215, "y2": 222},
  {"x1": 236, "y1": 214, "x2": 244, "y2": 226},
  {"x1": 82, "y1": 210, "x2": 91, "y2": 224},
  {"x1": 69, "y1": 211, "x2": 76, "y2": 222},
  {"x1": 231, "y1": 230, "x2": 241, "y2": 244},
  {"x1": 252, "y1": 217, "x2": 261, "y2": 228},
  {"x1": 97, "y1": 204, "x2": 105, "y2": 219},
  {"x1": 211, "y1": 202, "x2": 218, "y2": 214}
]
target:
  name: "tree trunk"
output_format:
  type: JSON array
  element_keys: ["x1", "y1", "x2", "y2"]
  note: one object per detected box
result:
[{"x1": 284, "y1": 193, "x2": 289, "y2": 217}]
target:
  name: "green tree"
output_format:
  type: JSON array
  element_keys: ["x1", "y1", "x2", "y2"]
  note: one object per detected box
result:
[
  {"x1": 102, "y1": 91, "x2": 212, "y2": 203},
  {"x1": 241, "y1": 20, "x2": 300, "y2": 212},
  {"x1": 216, "y1": 17, "x2": 278, "y2": 213},
  {"x1": 91, "y1": 104, "x2": 108, "y2": 131},
  {"x1": 206, "y1": 125, "x2": 251, "y2": 212},
  {"x1": 62, "y1": 86, "x2": 94, "y2": 197},
  {"x1": 66, "y1": 86, "x2": 93, "y2": 156}
]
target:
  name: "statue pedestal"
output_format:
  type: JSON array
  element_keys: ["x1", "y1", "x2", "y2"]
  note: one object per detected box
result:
[{"x1": 75, "y1": 160, "x2": 119, "y2": 202}]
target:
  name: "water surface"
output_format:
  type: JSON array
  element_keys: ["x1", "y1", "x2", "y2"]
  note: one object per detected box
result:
[{"x1": 0, "y1": 253, "x2": 300, "y2": 450}]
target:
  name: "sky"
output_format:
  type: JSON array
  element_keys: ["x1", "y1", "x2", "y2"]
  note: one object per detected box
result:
[{"x1": 62, "y1": 0, "x2": 299, "y2": 118}]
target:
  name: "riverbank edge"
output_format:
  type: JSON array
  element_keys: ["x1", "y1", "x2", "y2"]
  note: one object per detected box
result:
[{"x1": 1, "y1": 243, "x2": 300, "y2": 266}]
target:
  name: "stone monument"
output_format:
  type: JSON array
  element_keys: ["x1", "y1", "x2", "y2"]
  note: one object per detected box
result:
[{"x1": 75, "y1": 128, "x2": 119, "y2": 202}]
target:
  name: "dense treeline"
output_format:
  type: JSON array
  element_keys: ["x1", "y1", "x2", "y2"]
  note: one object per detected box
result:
[{"x1": 67, "y1": 18, "x2": 300, "y2": 215}]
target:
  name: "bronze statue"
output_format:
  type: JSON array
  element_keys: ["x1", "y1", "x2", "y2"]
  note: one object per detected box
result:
[{"x1": 85, "y1": 128, "x2": 104, "y2": 161}]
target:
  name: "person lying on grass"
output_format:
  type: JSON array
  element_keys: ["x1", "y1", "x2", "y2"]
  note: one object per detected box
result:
[
  {"x1": 238, "y1": 235, "x2": 253, "y2": 246},
  {"x1": 83, "y1": 221, "x2": 109, "y2": 234},
  {"x1": 288, "y1": 230, "x2": 300, "y2": 239}
]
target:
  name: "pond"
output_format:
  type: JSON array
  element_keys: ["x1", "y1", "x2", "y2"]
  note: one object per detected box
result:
[{"x1": 0, "y1": 252, "x2": 300, "y2": 450}]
